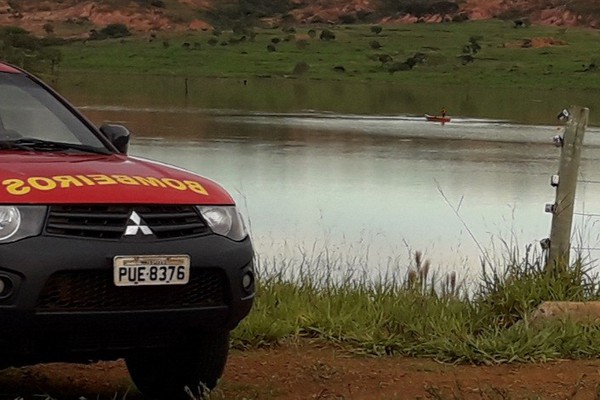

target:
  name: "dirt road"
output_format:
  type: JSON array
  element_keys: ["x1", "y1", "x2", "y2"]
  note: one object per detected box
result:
[{"x1": 1, "y1": 341, "x2": 599, "y2": 399}]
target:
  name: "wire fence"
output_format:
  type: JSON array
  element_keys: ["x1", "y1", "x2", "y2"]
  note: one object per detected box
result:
[{"x1": 573, "y1": 174, "x2": 600, "y2": 254}]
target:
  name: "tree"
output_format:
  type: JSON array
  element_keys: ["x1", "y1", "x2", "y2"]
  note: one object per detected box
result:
[
  {"x1": 0, "y1": 26, "x2": 62, "y2": 74},
  {"x1": 430, "y1": 1, "x2": 459, "y2": 18},
  {"x1": 206, "y1": 0, "x2": 292, "y2": 26},
  {"x1": 464, "y1": 35, "x2": 482, "y2": 54},
  {"x1": 379, "y1": 0, "x2": 460, "y2": 18}
]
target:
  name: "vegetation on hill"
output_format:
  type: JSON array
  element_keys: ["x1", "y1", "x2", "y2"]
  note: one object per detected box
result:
[
  {"x1": 0, "y1": 26, "x2": 62, "y2": 75},
  {"x1": 378, "y1": 0, "x2": 460, "y2": 18},
  {"x1": 53, "y1": 20, "x2": 600, "y2": 90},
  {"x1": 203, "y1": 0, "x2": 293, "y2": 27},
  {"x1": 4, "y1": 0, "x2": 600, "y2": 38}
]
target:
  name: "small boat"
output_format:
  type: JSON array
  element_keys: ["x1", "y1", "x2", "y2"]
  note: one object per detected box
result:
[{"x1": 424, "y1": 114, "x2": 451, "y2": 123}]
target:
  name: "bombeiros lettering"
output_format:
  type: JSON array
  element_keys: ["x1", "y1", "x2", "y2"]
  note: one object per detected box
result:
[{"x1": 1, "y1": 174, "x2": 209, "y2": 196}]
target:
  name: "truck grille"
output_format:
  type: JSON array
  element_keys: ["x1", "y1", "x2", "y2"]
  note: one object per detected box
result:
[
  {"x1": 45, "y1": 205, "x2": 210, "y2": 240},
  {"x1": 36, "y1": 269, "x2": 228, "y2": 312}
]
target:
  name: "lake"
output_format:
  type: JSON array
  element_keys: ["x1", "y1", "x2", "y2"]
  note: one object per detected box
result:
[{"x1": 55, "y1": 74, "x2": 600, "y2": 283}]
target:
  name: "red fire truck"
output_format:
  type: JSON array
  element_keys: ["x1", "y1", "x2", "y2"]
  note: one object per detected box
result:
[{"x1": 0, "y1": 62, "x2": 255, "y2": 399}]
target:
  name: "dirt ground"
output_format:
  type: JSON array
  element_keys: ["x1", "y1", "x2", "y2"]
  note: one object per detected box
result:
[{"x1": 1, "y1": 341, "x2": 600, "y2": 399}]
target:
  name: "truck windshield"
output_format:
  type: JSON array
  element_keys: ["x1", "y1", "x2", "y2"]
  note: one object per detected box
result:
[{"x1": 0, "y1": 72, "x2": 109, "y2": 153}]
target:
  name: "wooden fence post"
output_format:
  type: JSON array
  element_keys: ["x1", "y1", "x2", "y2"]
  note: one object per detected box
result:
[{"x1": 547, "y1": 105, "x2": 589, "y2": 271}]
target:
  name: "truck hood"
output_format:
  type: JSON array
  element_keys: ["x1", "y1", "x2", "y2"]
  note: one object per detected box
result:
[{"x1": 0, "y1": 152, "x2": 234, "y2": 205}]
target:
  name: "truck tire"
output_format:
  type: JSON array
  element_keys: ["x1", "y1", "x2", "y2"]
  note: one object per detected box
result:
[{"x1": 125, "y1": 332, "x2": 230, "y2": 399}]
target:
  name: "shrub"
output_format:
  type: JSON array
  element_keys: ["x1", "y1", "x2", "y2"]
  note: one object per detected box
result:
[
  {"x1": 370, "y1": 25, "x2": 383, "y2": 35},
  {"x1": 207, "y1": 0, "x2": 293, "y2": 25},
  {"x1": 452, "y1": 12, "x2": 469, "y2": 22},
  {"x1": 296, "y1": 39, "x2": 309, "y2": 49},
  {"x1": 387, "y1": 61, "x2": 411, "y2": 73},
  {"x1": 339, "y1": 13, "x2": 357, "y2": 24},
  {"x1": 513, "y1": 18, "x2": 531, "y2": 28},
  {"x1": 369, "y1": 40, "x2": 382, "y2": 49},
  {"x1": 90, "y1": 23, "x2": 131, "y2": 40},
  {"x1": 42, "y1": 23, "x2": 54, "y2": 35},
  {"x1": 135, "y1": 0, "x2": 166, "y2": 7},
  {"x1": 101, "y1": 23, "x2": 131, "y2": 38},
  {"x1": 292, "y1": 61, "x2": 310, "y2": 75},
  {"x1": 232, "y1": 22, "x2": 249, "y2": 35},
  {"x1": 228, "y1": 36, "x2": 247, "y2": 45},
  {"x1": 319, "y1": 29, "x2": 336, "y2": 41},
  {"x1": 458, "y1": 54, "x2": 474, "y2": 64},
  {"x1": 377, "y1": 54, "x2": 393, "y2": 65}
]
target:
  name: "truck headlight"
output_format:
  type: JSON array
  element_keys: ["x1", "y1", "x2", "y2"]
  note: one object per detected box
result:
[
  {"x1": 0, "y1": 206, "x2": 46, "y2": 243},
  {"x1": 198, "y1": 206, "x2": 248, "y2": 241},
  {"x1": 0, "y1": 207, "x2": 20, "y2": 240}
]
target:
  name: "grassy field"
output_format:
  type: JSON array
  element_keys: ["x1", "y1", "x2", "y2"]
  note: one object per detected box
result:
[
  {"x1": 55, "y1": 20, "x2": 600, "y2": 89},
  {"x1": 230, "y1": 248, "x2": 600, "y2": 364}
]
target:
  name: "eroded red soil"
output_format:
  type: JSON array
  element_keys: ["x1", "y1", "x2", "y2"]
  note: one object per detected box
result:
[
  {"x1": 1, "y1": 341, "x2": 600, "y2": 399},
  {"x1": 0, "y1": 0, "x2": 598, "y2": 37}
]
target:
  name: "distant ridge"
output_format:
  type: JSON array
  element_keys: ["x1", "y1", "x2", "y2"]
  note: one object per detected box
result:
[{"x1": 0, "y1": 0, "x2": 598, "y2": 37}]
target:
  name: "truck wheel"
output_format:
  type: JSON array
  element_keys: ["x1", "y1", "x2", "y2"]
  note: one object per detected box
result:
[{"x1": 125, "y1": 332, "x2": 230, "y2": 400}]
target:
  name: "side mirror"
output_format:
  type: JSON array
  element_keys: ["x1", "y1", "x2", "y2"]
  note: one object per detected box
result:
[{"x1": 100, "y1": 124, "x2": 130, "y2": 154}]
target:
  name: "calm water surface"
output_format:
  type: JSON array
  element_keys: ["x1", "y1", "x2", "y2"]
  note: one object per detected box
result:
[{"x1": 56, "y1": 75, "x2": 600, "y2": 281}]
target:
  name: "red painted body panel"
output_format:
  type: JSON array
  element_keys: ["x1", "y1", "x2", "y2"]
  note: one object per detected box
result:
[
  {"x1": 0, "y1": 152, "x2": 234, "y2": 205},
  {"x1": 0, "y1": 63, "x2": 21, "y2": 74}
]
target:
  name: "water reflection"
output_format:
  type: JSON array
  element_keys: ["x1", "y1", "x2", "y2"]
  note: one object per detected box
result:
[
  {"x1": 57, "y1": 73, "x2": 600, "y2": 126},
  {"x1": 60, "y1": 76, "x2": 600, "y2": 282}
]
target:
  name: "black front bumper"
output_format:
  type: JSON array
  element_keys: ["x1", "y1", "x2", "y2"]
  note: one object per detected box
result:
[{"x1": 0, "y1": 234, "x2": 254, "y2": 364}]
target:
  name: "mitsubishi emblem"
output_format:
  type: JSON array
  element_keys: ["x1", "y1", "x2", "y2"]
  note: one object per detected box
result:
[{"x1": 124, "y1": 211, "x2": 153, "y2": 236}]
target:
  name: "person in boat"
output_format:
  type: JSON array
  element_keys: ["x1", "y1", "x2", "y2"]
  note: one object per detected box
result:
[{"x1": 441, "y1": 107, "x2": 447, "y2": 118}]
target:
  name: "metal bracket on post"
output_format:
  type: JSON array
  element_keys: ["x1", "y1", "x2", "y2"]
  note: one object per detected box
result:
[{"x1": 552, "y1": 135, "x2": 564, "y2": 148}]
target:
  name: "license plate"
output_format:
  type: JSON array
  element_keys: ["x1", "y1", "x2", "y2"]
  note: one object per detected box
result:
[{"x1": 113, "y1": 255, "x2": 190, "y2": 287}]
